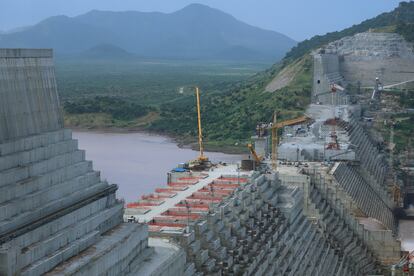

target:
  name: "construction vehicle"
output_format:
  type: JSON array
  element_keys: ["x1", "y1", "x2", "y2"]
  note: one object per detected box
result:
[
  {"x1": 247, "y1": 143, "x2": 262, "y2": 164},
  {"x1": 269, "y1": 113, "x2": 311, "y2": 170},
  {"x1": 187, "y1": 87, "x2": 211, "y2": 171}
]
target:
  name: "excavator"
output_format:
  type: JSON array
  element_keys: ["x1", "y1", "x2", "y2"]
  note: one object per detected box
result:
[{"x1": 187, "y1": 87, "x2": 212, "y2": 171}]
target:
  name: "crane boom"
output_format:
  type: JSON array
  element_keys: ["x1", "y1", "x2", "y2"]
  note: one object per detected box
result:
[
  {"x1": 195, "y1": 87, "x2": 207, "y2": 161},
  {"x1": 271, "y1": 115, "x2": 310, "y2": 129},
  {"x1": 187, "y1": 86, "x2": 210, "y2": 171},
  {"x1": 247, "y1": 144, "x2": 262, "y2": 163}
]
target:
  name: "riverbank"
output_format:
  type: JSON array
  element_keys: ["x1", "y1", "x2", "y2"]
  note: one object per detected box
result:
[{"x1": 67, "y1": 124, "x2": 247, "y2": 155}]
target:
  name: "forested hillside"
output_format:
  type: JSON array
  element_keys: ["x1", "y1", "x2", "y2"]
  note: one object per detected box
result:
[{"x1": 61, "y1": 1, "x2": 414, "y2": 152}]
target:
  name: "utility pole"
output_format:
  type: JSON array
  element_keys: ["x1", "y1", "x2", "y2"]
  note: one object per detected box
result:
[{"x1": 185, "y1": 200, "x2": 190, "y2": 233}]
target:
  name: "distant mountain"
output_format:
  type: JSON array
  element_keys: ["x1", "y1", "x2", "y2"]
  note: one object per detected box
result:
[
  {"x1": 0, "y1": 4, "x2": 296, "y2": 61},
  {"x1": 79, "y1": 43, "x2": 134, "y2": 59}
]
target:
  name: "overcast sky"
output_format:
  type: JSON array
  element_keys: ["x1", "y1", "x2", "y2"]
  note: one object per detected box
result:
[{"x1": 0, "y1": 0, "x2": 404, "y2": 40}]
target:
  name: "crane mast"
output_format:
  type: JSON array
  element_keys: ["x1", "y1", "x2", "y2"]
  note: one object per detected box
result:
[
  {"x1": 195, "y1": 87, "x2": 207, "y2": 161},
  {"x1": 272, "y1": 112, "x2": 278, "y2": 170}
]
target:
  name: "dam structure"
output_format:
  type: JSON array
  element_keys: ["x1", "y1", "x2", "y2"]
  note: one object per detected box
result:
[
  {"x1": 0, "y1": 46, "x2": 407, "y2": 275},
  {"x1": 0, "y1": 49, "x2": 184, "y2": 276},
  {"x1": 124, "y1": 33, "x2": 410, "y2": 275}
]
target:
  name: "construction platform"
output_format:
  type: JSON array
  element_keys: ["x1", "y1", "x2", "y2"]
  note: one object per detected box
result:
[{"x1": 124, "y1": 164, "x2": 251, "y2": 230}]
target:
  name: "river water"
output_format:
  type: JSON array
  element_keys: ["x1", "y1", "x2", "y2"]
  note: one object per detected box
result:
[{"x1": 72, "y1": 131, "x2": 243, "y2": 203}]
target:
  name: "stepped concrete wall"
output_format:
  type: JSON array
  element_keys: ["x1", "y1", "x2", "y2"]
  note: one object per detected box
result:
[
  {"x1": 280, "y1": 165, "x2": 400, "y2": 266},
  {"x1": 0, "y1": 49, "x2": 63, "y2": 143},
  {"x1": 151, "y1": 172, "x2": 381, "y2": 275},
  {"x1": 0, "y1": 49, "x2": 184, "y2": 276},
  {"x1": 333, "y1": 162, "x2": 395, "y2": 231}
]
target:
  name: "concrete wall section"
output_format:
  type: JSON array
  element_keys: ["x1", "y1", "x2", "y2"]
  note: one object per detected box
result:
[
  {"x1": 0, "y1": 49, "x2": 165, "y2": 276},
  {"x1": 313, "y1": 53, "x2": 345, "y2": 101},
  {"x1": 0, "y1": 49, "x2": 62, "y2": 143},
  {"x1": 324, "y1": 32, "x2": 414, "y2": 87},
  {"x1": 333, "y1": 162, "x2": 395, "y2": 231}
]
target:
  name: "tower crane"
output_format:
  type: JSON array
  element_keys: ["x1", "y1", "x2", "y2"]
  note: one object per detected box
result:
[{"x1": 269, "y1": 113, "x2": 311, "y2": 170}]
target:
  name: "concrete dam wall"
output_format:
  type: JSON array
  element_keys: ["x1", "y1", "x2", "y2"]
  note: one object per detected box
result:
[
  {"x1": 0, "y1": 49, "x2": 62, "y2": 143},
  {"x1": 0, "y1": 49, "x2": 182, "y2": 275}
]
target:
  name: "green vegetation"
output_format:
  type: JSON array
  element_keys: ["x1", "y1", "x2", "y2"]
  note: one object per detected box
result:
[
  {"x1": 149, "y1": 55, "x2": 312, "y2": 145},
  {"x1": 56, "y1": 58, "x2": 266, "y2": 106},
  {"x1": 392, "y1": 90, "x2": 414, "y2": 152},
  {"x1": 375, "y1": 89, "x2": 414, "y2": 154},
  {"x1": 393, "y1": 114, "x2": 414, "y2": 152},
  {"x1": 396, "y1": 22, "x2": 414, "y2": 42},
  {"x1": 58, "y1": 57, "x2": 272, "y2": 144},
  {"x1": 64, "y1": 96, "x2": 152, "y2": 120}
]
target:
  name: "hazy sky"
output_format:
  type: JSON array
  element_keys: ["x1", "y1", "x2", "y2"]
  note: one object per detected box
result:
[{"x1": 0, "y1": 0, "x2": 404, "y2": 40}]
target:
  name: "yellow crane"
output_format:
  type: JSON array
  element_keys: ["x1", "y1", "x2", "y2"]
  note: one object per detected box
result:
[
  {"x1": 247, "y1": 143, "x2": 262, "y2": 164},
  {"x1": 270, "y1": 113, "x2": 311, "y2": 170},
  {"x1": 188, "y1": 87, "x2": 210, "y2": 170},
  {"x1": 195, "y1": 87, "x2": 208, "y2": 162}
]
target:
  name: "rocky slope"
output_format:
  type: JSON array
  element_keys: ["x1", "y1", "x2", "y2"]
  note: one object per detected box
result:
[{"x1": 323, "y1": 32, "x2": 414, "y2": 87}]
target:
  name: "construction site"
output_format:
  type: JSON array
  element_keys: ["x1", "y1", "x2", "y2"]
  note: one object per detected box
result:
[{"x1": 1, "y1": 31, "x2": 414, "y2": 276}]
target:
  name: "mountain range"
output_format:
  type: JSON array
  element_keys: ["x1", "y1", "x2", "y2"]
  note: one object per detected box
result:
[{"x1": 0, "y1": 4, "x2": 296, "y2": 61}]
